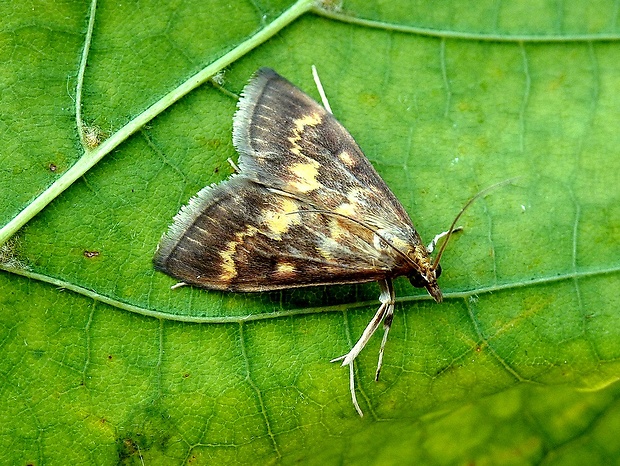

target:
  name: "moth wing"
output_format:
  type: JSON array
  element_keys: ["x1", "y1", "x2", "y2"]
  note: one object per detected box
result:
[
  {"x1": 154, "y1": 176, "x2": 406, "y2": 291},
  {"x1": 232, "y1": 68, "x2": 416, "y2": 234}
]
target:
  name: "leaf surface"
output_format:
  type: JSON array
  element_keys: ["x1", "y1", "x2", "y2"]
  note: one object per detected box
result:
[{"x1": 1, "y1": 0, "x2": 619, "y2": 464}]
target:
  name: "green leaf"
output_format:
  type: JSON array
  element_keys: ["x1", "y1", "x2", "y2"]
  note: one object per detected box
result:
[{"x1": 1, "y1": 0, "x2": 620, "y2": 464}]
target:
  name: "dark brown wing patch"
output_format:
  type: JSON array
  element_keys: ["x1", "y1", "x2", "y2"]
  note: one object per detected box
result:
[
  {"x1": 154, "y1": 176, "x2": 403, "y2": 291},
  {"x1": 233, "y1": 68, "x2": 415, "y2": 231}
]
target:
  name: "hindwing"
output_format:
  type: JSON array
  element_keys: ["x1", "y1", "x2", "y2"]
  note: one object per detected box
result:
[{"x1": 154, "y1": 176, "x2": 410, "y2": 291}]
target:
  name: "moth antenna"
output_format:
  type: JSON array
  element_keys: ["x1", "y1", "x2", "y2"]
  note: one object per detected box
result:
[
  {"x1": 311, "y1": 65, "x2": 333, "y2": 114},
  {"x1": 431, "y1": 177, "x2": 521, "y2": 270}
]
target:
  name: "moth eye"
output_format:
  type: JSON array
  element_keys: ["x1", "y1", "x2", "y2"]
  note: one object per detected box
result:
[
  {"x1": 409, "y1": 264, "x2": 442, "y2": 288},
  {"x1": 408, "y1": 273, "x2": 426, "y2": 289}
]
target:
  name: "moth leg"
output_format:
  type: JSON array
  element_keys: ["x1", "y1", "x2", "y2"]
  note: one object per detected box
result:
[
  {"x1": 375, "y1": 279, "x2": 395, "y2": 382},
  {"x1": 311, "y1": 65, "x2": 333, "y2": 114},
  {"x1": 331, "y1": 278, "x2": 393, "y2": 416},
  {"x1": 170, "y1": 281, "x2": 187, "y2": 290},
  {"x1": 347, "y1": 359, "x2": 363, "y2": 417},
  {"x1": 331, "y1": 301, "x2": 389, "y2": 367},
  {"x1": 426, "y1": 227, "x2": 463, "y2": 253},
  {"x1": 331, "y1": 301, "x2": 387, "y2": 417}
]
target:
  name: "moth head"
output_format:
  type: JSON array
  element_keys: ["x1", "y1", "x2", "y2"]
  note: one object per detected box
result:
[
  {"x1": 405, "y1": 241, "x2": 442, "y2": 303},
  {"x1": 374, "y1": 228, "x2": 444, "y2": 303},
  {"x1": 408, "y1": 264, "x2": 442, "y2": 303}
]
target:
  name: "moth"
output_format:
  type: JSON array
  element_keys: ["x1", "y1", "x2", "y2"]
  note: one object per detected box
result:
[{"x1": 155, "y1": 67, "x2": 470, "y2": 416}]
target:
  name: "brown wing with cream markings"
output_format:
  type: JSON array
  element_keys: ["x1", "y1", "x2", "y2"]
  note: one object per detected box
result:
[
  {"x1": 232, "y1": 68, "x2": 418, "y2": 238},
  {"x1": 154, "y1": 176, "x2": 411, "y2": 291}
]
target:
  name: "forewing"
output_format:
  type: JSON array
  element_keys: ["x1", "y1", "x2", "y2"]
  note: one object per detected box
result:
[
  {"x1": 232, "y1": 68, "x2": 415, "y2": 234},
  {"x1": 154, "y1": 176, "x2": 403, "y2": 291}
]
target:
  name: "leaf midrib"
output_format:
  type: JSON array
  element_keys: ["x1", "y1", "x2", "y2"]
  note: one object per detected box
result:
[{"x1": 2, "y1": 263, "x2": 617, "y2": 323}]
